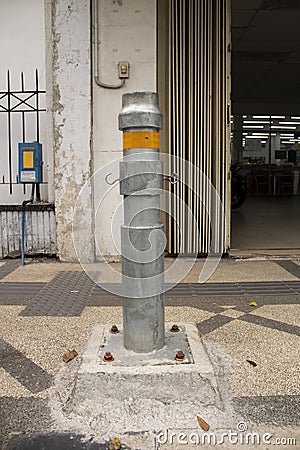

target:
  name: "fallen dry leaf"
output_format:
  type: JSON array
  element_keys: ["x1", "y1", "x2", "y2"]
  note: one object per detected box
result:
[
  {"x1": 249, "y1": 301, "x2": 258, "y2": 307},
  {"x1": 63, "y1": 348, "x2": 78, "y2": 363},
  {"x1": 197, "y1": 416, "x2": 210, "y2": 431},
  {"x1": 108, "y1": 437, "x2": 121, "y2": 450},
  {"x1": 246, "y1": 359, "x2": 257, "y2": 367}
]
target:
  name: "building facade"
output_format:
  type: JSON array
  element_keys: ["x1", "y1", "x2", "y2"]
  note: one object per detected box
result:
[{"x1": 0, "y1": 0, "x2": 231, "y2": 261}]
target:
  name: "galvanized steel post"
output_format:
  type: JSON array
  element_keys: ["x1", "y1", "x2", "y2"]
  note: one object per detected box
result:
[{"x1": 119, "y1": 92, "x2": 165, "y2": 352}]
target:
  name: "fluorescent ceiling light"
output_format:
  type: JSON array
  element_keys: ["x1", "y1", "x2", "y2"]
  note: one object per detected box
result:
[
  {"x1": 271, "y1": 126, "x2": 296, "y2": 129},
  {"x1": 271, "y1": 116, "x2": 285, "y2": 119},
  {"x1": 244, "y1": 121, "x2": 270, "y2": 124},
  {"x1": 252, "y1": 115, "x2": 270, "y2": 119},
  {"x1": 243, "y1": 125, "x2": 264, "y2": 129},
  {"x1": 279, "y1": 121, "x2": 300, "y2": 125},
  {"x1": 280, "y1": 133, "x2": 294, "y2": 136},
  {"x1": 291, "y1": 116, "x2": 300, "y2": 119},
  {"x1": 245, "y1": 136, "x2": 266, "y2": 139}
]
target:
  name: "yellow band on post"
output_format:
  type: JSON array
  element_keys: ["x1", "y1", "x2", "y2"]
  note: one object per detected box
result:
[{"x1": 123, "y1": 131, "x2": 160, "y2": 150}]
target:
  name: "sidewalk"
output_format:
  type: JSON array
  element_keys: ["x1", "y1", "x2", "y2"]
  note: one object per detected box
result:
[{"x1": 0, "y1": 257, "x2": 299, "y2": 449}]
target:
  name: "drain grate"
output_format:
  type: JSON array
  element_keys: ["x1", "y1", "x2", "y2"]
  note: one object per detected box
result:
[
  {"x1": 0, "y1": 277, "x2": 299, "y2": 314},
  {"x1": 239, "y1": 282, "x2": 298, "y2": 296},
  {"x1": 165, "y1": 284, "x2": 193, "y2": 296},
  {"x1": 92, "y1": 281, "x2": 300, "y2": 297},
  {"x1": 0, "y1": 282, "x2": 45, "y2": 297},
  {"x1": 20, "y1": 272, "x2": 96, "y2": 316},
  {"x1": 191, "y1": 283, "x2": 244, "y2": 297}
]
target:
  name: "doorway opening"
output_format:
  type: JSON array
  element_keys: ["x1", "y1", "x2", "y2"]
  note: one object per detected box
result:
[{"x1": 231, "y1": 0, "x2": 300, "y2": 256}]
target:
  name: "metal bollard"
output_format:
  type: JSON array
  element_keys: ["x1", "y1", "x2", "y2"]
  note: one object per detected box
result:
[{"x1": 119, "y1": 92, "x2": 165, "y2": 353}]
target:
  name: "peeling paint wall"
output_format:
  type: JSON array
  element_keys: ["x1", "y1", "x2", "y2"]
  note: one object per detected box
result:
[
  {"x1": 47, "y1": 0, "x2": 94, "y2": 262},
  {"x1": 93, "y1": 0, "x2": 157, "y2": 257},
  {"x1": 45, "y1": 0, "x2": 156, "y2": 260}
]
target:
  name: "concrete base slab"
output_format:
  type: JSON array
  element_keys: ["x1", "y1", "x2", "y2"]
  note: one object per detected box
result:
[
  {"x1": 86, "y1": 322, "x2": 194, "y2": 367},
  {"x1": 50, "y1": 323, "x2": 223, "y2": 435}
]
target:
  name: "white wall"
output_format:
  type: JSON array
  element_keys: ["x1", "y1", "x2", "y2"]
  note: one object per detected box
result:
[
  {"x1": 93, "y1": 0, "x2": 157, "y2": 257},
  {"x1": 0, "y1": 0, "x2": 48, "y2": 204}
]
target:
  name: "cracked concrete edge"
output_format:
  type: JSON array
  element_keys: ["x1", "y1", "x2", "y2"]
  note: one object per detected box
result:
[
  {"x1": 78, "y1": 323, "x2": 217, "y2": 376},
  {"x1": 48, "y1": 324, "x2": 228, "y2": 436},
  {"x1": 48, "y1": 323, "x2": 298, "y2": 447}
]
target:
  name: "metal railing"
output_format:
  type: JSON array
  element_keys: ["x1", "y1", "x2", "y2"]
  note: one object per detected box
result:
[{"x1": 0, "y1": 69, "x2": 46, "y2": 195}]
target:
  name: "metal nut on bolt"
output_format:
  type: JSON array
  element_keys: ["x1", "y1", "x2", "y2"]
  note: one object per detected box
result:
[
  {"x1": 103, "y1": 352, "x2": 114, "y2": 362},
  {"x1": 175, "y1": 350, "x2": 185, "y2": 362},
  {"x1": 170, "y1": 324, "x2": 180, "y2": 332},
  {"x1": 110, "y1": 325, "x2": 119, "y2": 334}
]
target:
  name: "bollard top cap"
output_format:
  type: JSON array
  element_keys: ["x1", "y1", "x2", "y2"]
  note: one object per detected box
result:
[{"x1": 119, "y1": 91, "x2": 163, "y2": 131}]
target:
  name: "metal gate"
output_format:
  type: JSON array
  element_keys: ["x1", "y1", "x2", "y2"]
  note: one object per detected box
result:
[{"x1": 160, "y1": 0, "x2": 231, "y2": 255}]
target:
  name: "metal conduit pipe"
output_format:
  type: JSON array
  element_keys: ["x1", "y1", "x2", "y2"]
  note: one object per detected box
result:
[
  {"x1": 93, "y1": 0, "x2": 125, "y2": 89},
  {"x1": 119, "y1": 92, "x2": 165, "y2": 353}
]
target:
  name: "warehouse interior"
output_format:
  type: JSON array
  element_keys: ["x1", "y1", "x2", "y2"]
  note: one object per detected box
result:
[{"x1": 230, "y1": 0, "x2": 300, "y2": 255}]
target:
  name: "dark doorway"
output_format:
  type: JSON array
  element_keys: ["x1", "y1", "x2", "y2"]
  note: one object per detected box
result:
[{"x1": 231, "y1": 0, "x2": 300, "y2": 255}]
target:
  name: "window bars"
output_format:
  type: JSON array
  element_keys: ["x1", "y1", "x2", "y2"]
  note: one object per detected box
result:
[{"x1": 0, "y1": 69, "x2": 46, "y2": 195}]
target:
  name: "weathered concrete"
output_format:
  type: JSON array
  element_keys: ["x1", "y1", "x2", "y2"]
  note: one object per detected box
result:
[
  {"x1": 84, "y1": 323, "x2": 194, "y2": 366},
  {"x1": 48, "y1": 0, "x2": 94, "y2": 262},
  {"x1": 50, "y1": 323, "x2": 222, "y2": 434}
]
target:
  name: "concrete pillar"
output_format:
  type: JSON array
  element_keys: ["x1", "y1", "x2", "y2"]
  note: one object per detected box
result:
[
  {"x1": 119, "y1": 92, "x2": 165, "y2": 353},
  {"x1": 271, "y1": 134, "x2": 281, "y2": 164},
  {"x1": 46, "y1": 0, "x2": 94, "y2": 261}
]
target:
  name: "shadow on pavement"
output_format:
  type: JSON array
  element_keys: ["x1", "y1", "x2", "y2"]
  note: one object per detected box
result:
[{"x1": 5, "y1": 433, "x2": 115, "y2": 450}]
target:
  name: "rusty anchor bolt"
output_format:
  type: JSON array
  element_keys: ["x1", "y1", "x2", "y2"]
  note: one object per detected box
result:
[
  {"x1": 103, "y1": 351, "x2": 114, "y2": 363},
  {"x1": 110, "y1": 325, "x2": 119, "y2": 334},
  {"x1": 170, "y1": 324, "x2": 180, "y2": 332},
  {"x1": 175, "y1": 350, "x2": 185, "y2": 362}
]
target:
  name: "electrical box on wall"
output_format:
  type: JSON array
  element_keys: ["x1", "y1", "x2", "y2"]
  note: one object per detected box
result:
[
  {"x1": 18, "y1": 142, "x2": 43, "y2": 183},
  {"x1": 118, "y1": 61, "x2": 130, "y2": 78}
]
